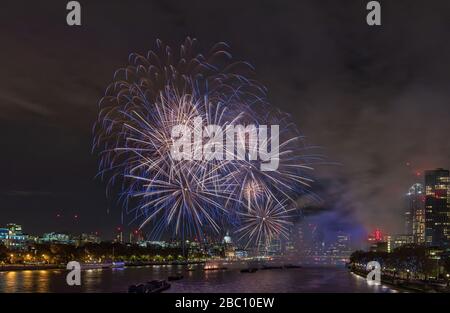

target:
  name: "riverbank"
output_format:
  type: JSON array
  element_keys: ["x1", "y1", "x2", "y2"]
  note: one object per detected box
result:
[
  {"x1": 350, "y1": 268, "x2": 450, "y2": 293},
  {"x1": 0, "y1": 264, "x2": 63, "y2": 271},
  {"x1": 0, "y1": 260, "x2": 205, "y2": 272},
  {"x1": 124, "y1": 260, "x2": 205, "y2": 267}
]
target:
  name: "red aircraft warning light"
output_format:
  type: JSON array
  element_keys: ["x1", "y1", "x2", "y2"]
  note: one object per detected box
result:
[
  {"x1": 374, "y1": 229, "x2": 382, "y2": 241},
  {"x1": 368, "y1": 228, "x2": 383, "y2": 242}
]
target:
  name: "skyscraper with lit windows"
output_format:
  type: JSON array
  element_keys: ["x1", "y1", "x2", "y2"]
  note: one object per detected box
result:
[
  {"x1": 425, "y1": 169, "x2": 450, "y2": 247},
  {"x1": 405, "y1": 183, "x2": 425, "y2": 244}
]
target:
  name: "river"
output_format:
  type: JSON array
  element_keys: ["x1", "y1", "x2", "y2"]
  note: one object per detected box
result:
[{"x1": 0, "y1": 264, "x2": 398, "y2": 293}]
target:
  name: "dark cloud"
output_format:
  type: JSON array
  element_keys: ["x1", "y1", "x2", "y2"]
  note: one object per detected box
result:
[{"x1": 1, "y1": 191, "x2": 62, "y2": 197}]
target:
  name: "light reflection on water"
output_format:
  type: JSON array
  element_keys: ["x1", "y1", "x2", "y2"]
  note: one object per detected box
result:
[
  {"x1": 1, "y1": 269, "x2": 53, "y2": 293},
  {"x1": 0, "y1": 265, "x2": 398, "y2": 293}
]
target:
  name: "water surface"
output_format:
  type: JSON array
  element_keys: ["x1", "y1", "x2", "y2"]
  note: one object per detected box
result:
[{"x1": 0, "y1": 265, "x2": 397, "y2": 293}]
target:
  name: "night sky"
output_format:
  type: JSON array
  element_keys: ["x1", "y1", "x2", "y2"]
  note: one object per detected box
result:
[{"x1": 1, "y1": 0, "x2": 450, "y2": 243}]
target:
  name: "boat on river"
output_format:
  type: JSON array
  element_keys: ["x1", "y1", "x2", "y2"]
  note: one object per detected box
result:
[{"x1": 203, "y1": 261, "x2": 227, "y2": 271}]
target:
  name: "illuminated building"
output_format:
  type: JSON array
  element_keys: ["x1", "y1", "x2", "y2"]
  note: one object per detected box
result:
[
  {"x1": 383, "y1": 235, "x2": 392, "y2": 253},
  {"x1": 267, "y1": 238, "x2": 282, "y2": 256},
  {"x1": 145, "y1": 241, "x2": 170, "y2": 248},
  {"x1": 283, "y1": 226, "x2": 297, "y2": 255},
  {"x1": 0, "y1": 228, "x2": 8, "y2": 245},
  {"x1": 425, "y1": 168, "x2": 450, "y2": 247},
  {"x1": 222, "y1": 232, "x2": 236, "y2": 259},
  {"x1": 380, "y1": 234, "x2": 412, "y2": 252},
  {"x1": 79, "y1": 233, "x2": 101, "y2": 244},
  {"x1": 405, "y1": 183, "x2": 425, "y2": 244},
  {"x1": 371, "y1": 241, "x2": 389, "y2": 253},
  {"x1": 426, "y1": 247, "x2": 444, "y2": 279},
  {"x1": 41, "y1": 232, "x2": 73, "y2": 244},
  {"x1": 392, "y1": 234, "x2": 413, "y2": 249},
  {"x1": 26, "y1": 235, "x2": 40, "y2": 244},
  {"x1": 235, "y1": 249, "x2": 248, "y2": 259},
  {"x1": 301, "y1": 223, "x2": 329, "y2": 264},
  {"x1": 223, "y1": 233, "x2": 232, "y2": 244},
  {"x1": 332, "y1": 232, "x2": 351, "y2": 264},
  {"x1": 3, "y1": 223, "x2": 27, "y2": 250},
  {"x1": 368, "y1": 229, "x2": 387, "y2": 252},
  {"x1": 186, "y1": 240, "x2": 206, "y2": 259},
  {"x1": 367, "y1": 229, "x2": 382, "y2": 244},
  {"x1": 283, "y1": 224, "x2": 301, "y2": 257}
]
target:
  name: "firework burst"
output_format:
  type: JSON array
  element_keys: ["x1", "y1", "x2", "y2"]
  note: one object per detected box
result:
[
  {"x1": 94, "y1": 37, "x2": 318, "y2": 245},
  {"x1": 237, "y1": 198, "x2": 294, "y2": 249}
]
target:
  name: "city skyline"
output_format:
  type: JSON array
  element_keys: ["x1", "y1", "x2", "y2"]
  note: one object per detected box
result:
[
  {"x1": 1, "y1": 164, "x2": 448, "y2": 253},
  {"x1": 2, "y1": 167, "x2": 446, "y2": 245}
]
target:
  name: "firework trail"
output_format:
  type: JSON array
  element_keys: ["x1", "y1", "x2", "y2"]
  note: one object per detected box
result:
[
  {"x1": 237, "y1": 198, "x2": 294, "y2": 249},
  {"x1": 93, "y1": 37, "x2": 319, "y2": 246},
  {"x1": 224, "y1": 108, "x2": 316, "y2": 205}
]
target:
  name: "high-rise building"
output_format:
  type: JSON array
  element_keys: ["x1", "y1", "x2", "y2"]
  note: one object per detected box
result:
[
  {"x1": 405, "y1": 183, "x2": 425, "y2": 244},
  {"x1": 333, "y1": 232, "x2": 351, "y2": 264},
  {"x1": 283, "y1": 227, "x2": 297, "y2": 256},
  {"x1": 383, "y1": 235, "x2": 392, "y2": 253},
  {"x1": 425, "y1": 168, "x2": 450, "y2": 247}
]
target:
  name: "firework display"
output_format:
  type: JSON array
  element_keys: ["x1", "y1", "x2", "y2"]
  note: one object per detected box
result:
[
  {"x1": 237, "y1": 198, "x2": 294, "y2": 248},
  {"x1": 93, "y1": 37, "x2": 315, "y2": 248}
]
